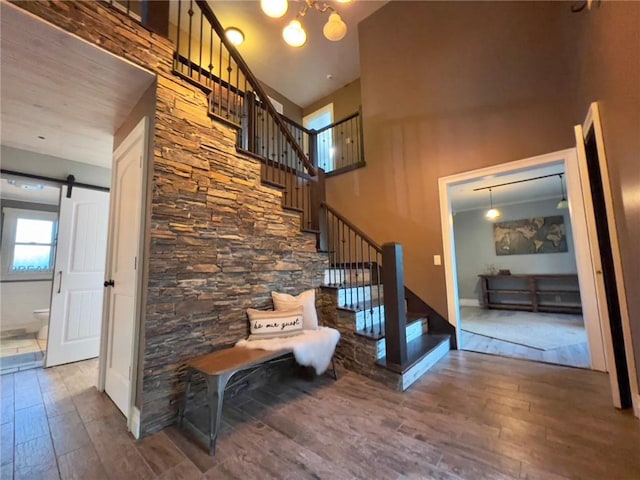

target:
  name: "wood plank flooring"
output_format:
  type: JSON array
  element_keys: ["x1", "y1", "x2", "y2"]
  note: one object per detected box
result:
[
  {"x1": 462, "y1": 330, "x2": 591, "y2": 369},
  {"x1": 1, "y1": 352, "x2": 639, "y2": 479}
]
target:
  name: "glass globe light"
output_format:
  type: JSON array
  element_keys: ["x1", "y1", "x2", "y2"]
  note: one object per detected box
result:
[
  {"x1": 224, "y1": 27, "x2": 244, "y2": 46},
  {"x1": 323, "y1": 12, "x2": 347, "y2": 41},
  {"x1": 485, "y1": 208, "x2": 502, "y2": 221},
  {"x1": 283, "y1": 19, "x2": 307, "y2": 47},
  {"x1": 261, "y1": 0, "x2": 288, "y2": 18}
]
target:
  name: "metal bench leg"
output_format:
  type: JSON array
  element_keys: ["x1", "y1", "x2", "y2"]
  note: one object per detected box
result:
[
  {"x1": 206, "y1": 372, "x2": 232, "y2": 456},
  {"x1": 331, "y1": 357, "x2": 338, "y2": 380},
  {"x1": 179, "y1": 368, "x2": 193, "y2": 427}
]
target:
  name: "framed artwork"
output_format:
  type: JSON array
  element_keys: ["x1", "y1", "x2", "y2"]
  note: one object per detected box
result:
[{"x1": 494, "y1": 216, "x2": 567, "y2": 255}]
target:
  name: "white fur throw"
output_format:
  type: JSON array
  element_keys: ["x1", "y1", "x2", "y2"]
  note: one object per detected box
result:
[{"x1": 236, "y1": 326, "x2": 340, "y2": 375}]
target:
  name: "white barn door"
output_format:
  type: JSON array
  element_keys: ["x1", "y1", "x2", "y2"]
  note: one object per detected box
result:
[{"x1": 46, "y1": 186, "x2": 109, "y2": 367}]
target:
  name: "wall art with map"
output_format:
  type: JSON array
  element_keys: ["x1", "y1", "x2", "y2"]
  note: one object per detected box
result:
[{"x1": 493, "y1": 216, "x2": 567, "y2": 255}]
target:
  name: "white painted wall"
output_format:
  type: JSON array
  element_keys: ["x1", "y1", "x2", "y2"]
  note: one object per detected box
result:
[
  {"x1": 1, "y1": 281, "x2": 52, "y2": 332},
  {"x1": 453, "y1": 198, "x2": 578, "y2": 302}
]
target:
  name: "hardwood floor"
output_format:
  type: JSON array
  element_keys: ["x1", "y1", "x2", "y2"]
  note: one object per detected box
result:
[
  {"x1": 461, "y1": 330, "x2": 591, "y2": 369},
  {"x1": 1, "y1": 352, "x2": 639, "y2": 479}
]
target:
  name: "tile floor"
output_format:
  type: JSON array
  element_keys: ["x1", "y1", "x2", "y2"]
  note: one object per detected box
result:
[
  {"x1": 0, "y1": 333, "x2": 46, "y2": 375},
  {"x1": 1, "y1": 352, "x2": 639, "y2": 479}
]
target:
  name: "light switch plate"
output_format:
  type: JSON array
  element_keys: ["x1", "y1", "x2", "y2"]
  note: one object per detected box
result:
[{"x1": 434, "y1": 255, "x2": 441, "y2": 266}]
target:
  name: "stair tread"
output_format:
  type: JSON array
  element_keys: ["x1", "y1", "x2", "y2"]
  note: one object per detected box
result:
[
  {"x1": 323, "y1": 282, "x2": 381, "y2": 289},
  {"x1": 301, "y1": 228, "x2": 320, "y2": 234},
  {"x1": 283, "y1": 205, "x2": 304, "y2": 213},
  {"x1": 407, "y1": 312, "x2": 427, "y2": 322},
  {"x1": 260, "y1": 178, "x2": 287, "y2": 190},
  {"x1": 376, "y1": 334, "x2": 450, "y2": 374},
  {"x1": 352, "y1": 314, "x2": 426, "y2": 342},
  {"x1": 354, "y1": 328, "x2": 385, "y2": 341},
  {"x1": 337, "y1": 299, "x2": 383, "y2": 312}
]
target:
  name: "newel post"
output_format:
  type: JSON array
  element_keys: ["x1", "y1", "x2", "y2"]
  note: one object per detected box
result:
[
  {"x1": 309, "y1": 130, "x2": 318, "y2": 169},
  {"x1": 310, "y1": 169, "x2": 327, "y2": 251},
  {"x1": 382, "y1": 242, "x2": 408, "y2": 367}
]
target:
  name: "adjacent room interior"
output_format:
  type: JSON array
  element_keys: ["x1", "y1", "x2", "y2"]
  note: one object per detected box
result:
[
  {"x1": 0, "y1": 177, "x2": 60, "y2": 373},
  {"x1": 449, "y1": 162, "x2": 590, "y2": 368}
]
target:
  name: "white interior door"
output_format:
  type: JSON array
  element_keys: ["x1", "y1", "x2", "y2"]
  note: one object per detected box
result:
[
  {"x1": 46, "y1": 186, "x2": 109, "y2": 367},
  {"x1": 104, "y1": 119, "x2": 145, "y2": 417}
]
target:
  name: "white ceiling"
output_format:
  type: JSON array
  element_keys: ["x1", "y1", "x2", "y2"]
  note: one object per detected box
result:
[
  {"x1": 449, "y1": 163, "x2": 567, "y2": 213},
  {"x1": 209, "y1": 0, "x2": 388, "y2": 108},
  {"x1": 0, "y1": 2, "x2": 155, "y2": 168},
  {"x1": 0, "y1": 178, "x2": 61, "y2": 206}
]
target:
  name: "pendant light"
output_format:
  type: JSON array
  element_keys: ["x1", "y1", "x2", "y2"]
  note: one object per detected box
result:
[
  {"x1": 485, "y1": 187, "x2": 502, "y2": 221},
  {"x1": 557, "y1": 173, "x2": 569, "y2": 209}
]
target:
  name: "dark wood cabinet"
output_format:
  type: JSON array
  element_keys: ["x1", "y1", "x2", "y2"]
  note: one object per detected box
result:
[{"x1": 478, "y1": 274, "x2": 582, "y2": 314}]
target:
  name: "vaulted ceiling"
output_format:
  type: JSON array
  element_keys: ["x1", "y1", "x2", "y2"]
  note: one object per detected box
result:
[{"x1": 209, "y1": 0, "x2": 388, "y2": 108}]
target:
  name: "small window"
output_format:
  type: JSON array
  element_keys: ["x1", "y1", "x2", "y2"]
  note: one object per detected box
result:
[{"x1": 1, "y1": 208, "x2": 58, "y2": 281}]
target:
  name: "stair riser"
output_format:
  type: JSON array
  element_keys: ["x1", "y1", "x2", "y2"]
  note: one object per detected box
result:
[
  {"x1": 338, "y1": 285, "x2": 383, "y2": 306},
  {"x1": 354, "y1": 306, "x2": 385, "y2": 332},
  {"x1": 375, "y1": 320, "x2": 426, "y2": 359},
  {"x1": 324, "y1": 269, "x2": 373, "y2": 286}
]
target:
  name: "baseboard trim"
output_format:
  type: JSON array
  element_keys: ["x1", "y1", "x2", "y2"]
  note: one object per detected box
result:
[
  {"x1": 128, "y1": 406, "x2": 142, "y2": 439},
  {"x1": 459, "y1": 298, "x2": 480, "y2": 307}
]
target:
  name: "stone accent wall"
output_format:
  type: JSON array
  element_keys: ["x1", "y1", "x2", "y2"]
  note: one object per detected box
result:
[
  {"x1": 318, "y1": 287, "x2": 401, "y2": 390},
  {"x1": 16, "y1": 1, "x2": 327, "y2": 434}
]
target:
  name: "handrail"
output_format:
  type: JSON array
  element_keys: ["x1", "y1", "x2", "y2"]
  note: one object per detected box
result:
[
  {"x1": 322, "y1": 202, "x2": 381, "y2": 253},
  {"x1": 194, "y1": 0, "x2": 316, "y2": 177},
  {"x1": 278, "y1": 114, "x2": 314, "y2": 136},
  {"x1": 315, "y1": 111, "x2": 360, "y2": 134}
]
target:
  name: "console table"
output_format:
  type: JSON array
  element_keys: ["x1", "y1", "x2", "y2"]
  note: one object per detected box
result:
[{"x1": 478, "y1": 274, "x2": 582, "y2": 314}]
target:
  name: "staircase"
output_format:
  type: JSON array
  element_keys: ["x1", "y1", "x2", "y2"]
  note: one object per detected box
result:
[
  {"x1": 169, "y1": 0, "x2": 452, "y2": 392},
  {"x1": 317, "y1": 206, "x2": 451, "y2": 391}
]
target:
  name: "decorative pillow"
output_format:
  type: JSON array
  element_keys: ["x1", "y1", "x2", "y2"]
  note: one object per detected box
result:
[
  {"x1": 246, "y1": 306, "x2": 304, "y2": 341},
  {"x1": 272, "y1": 289, "x2": 319, "y2": 330}
]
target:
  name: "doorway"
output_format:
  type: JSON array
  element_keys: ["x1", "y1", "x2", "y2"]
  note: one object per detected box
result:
[
  {"x1": 439, "y1": 148, "x2": 609, "y2": 374},
  {"x1": 447, "y1": 163, "x2": 590, "y2": 369},
  {"x1": 0, "y1": 178, "x2": 60, "y2": 374},
  {"x1": 1, "y1": 1, "x2": 155, "y2": 433}
]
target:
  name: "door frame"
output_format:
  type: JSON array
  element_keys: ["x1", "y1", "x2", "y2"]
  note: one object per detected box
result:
[
  {"x1": 580, "y1": 102, "x2": 639, "y2": 414},
  {"x1": 438, "y1": 148, "x2": 607, "y2": 370},
  {"x1": 98, "y1": 116, "x2": 149, "y2": 437}
]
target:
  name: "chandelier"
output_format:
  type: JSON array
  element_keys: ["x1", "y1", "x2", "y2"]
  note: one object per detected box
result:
[{"x1": 260, "y1": 0, "x2": 352, "y2": 47}]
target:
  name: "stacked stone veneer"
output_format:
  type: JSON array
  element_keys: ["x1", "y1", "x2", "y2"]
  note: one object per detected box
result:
[
  {"x1": 17, "y1": 1, "x2": 327, "y2": 434},
  {"x1": 318, "y1": 287, "x2": 402, "y2": 391}
]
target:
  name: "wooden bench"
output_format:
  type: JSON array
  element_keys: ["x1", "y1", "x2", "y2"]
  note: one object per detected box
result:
[{"x1": 178, "y1": 345, "x2": 337, "y2": 455}]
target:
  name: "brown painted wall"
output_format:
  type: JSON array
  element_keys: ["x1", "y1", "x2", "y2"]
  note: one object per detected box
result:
[
  {"x1": 260, "y1": 81, "x2": 303, "y2": 122},
  {"x1": 572, "y1": 2, "x2": 640, "y2": 387},
  {"x1": 303, "y1": 79, "x2": 362, "y2": 121},
  {"x1": 326, "y1": 1, "x2": 581, "y2": 317}
]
